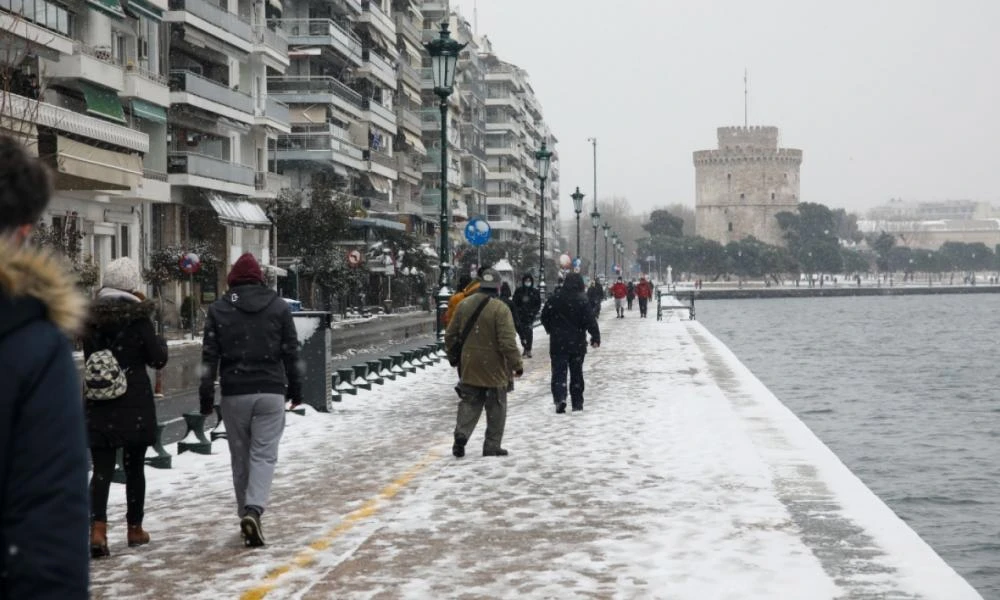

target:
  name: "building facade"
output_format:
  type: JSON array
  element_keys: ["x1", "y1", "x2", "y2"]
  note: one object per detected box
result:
[{"x1": 694, "y1": 126, "x2": 801, "y2": 247}]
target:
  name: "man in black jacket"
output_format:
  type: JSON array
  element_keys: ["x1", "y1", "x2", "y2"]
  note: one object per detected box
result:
[
  {"x1": 0, "y1": 135, "x2": 89, "y2": 599},
  {"x1": 200, "y1": 253, "x2": 303, "y2": 547},
  {"x1": 541, "y1": 273, "x2": 600, "y2": 413},
  {"x1": 511, "y1": 273, "x2": 541, "y2": 357}
]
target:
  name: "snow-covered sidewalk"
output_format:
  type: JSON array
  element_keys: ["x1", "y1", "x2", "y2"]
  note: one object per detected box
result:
[{"x1": 89, "y1": 300, "x2": 981, "y2": 599}]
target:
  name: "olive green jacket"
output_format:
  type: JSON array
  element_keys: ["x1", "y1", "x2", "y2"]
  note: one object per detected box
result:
[{"x1": 444, "y1": 291, "x2": 523, "y2": 389}]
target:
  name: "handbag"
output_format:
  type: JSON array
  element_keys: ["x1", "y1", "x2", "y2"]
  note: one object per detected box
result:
[{"x1": 447, "y1": 296, "x2": 491, "y2": 368}]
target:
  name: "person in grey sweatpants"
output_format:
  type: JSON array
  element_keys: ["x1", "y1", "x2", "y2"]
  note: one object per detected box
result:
[{"x1": 200, "y1": 253, "x2": 302, "y2": 547}]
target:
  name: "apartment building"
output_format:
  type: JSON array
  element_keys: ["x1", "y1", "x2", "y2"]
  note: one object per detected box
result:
[
  {"x1": 451, "y1": 13, "x2": 486, "y2": 224},
  {"x1": 390, "y1": 0, "x2": 425, "y2": 234}
]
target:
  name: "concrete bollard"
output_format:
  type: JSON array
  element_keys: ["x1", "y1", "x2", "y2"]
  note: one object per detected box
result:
[
  {"x1": 352, "y1": 364, "x2": 372, "y2": 390},
  {"x1": 329, "y1": 372, "x2": 342, "y2": 402},
  {"x1": 337, "y1": 368, "x2": 358, "y2": 395},
  {"x1": 177, "y1": 412, "x2": 212, "y2": 455},
  {"x1": 390, "y1": 354, "x2": 406, "y2": 376},
  {"x1": 366, "y1": 360, "x2": 384, "y2": 385},
  {"x1": 145, "y1": 422, "x2": 172, "y2": 469},
  {"x1": 435, "y1": 340, "x2": 447, "y2": 358},
  {"x1": 210, "y1": 404, "x2": 227, "y2": 441},
  {"x1": 401, "y1": 350, "x2": 418, "y2": 372},
  {"x1": 424, "y1": 345, "x2": 440, "y2": 364},
  {"x1": 379, "y1": 357, "x2": 395, "y2": 381}
]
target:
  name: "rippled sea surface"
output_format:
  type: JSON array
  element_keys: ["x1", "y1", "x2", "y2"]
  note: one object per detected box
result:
[{"x1": 698, "y1": 294, "x2": 1000, "y2": 598}]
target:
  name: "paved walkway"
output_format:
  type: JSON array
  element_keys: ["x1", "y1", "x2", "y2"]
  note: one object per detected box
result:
[{"x1": 89, "y1": 300, "x2": 982, "y2": 599}]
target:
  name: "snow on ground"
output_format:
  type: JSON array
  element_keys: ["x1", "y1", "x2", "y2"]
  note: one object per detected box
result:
[{"x1": 89, "y1": 298, "x2": 981, "y2": 600}]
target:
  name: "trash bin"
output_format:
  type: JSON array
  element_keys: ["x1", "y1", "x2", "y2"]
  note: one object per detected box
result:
[
  {"x1": 292, "y1": 311, "x2": 333, "y2": 412},
  {"x1": 283, "y1": 298, "x2": 303, "y2": 312}
]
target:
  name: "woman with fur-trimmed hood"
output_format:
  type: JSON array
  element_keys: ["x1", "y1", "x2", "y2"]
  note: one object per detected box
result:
[{"x1": 83, "y1": 257, "x2": 167, "y2": 558}]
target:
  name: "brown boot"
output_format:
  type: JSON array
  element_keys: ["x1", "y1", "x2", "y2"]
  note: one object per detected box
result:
[
  {"x1": 126, "y1": 524, "x2": 150, "y2": 548},
  {"x1": 90, "y1": 521, "x2": 110, "y2": 558}
]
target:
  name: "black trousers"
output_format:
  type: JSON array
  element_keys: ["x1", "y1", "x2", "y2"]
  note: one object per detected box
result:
[
  {"x1": 90, "y1": 445, "x2": 147, "y2": 524},
  {"x1": 517, "y1": 320, "x2": 534, "y2": 351},
  {"x1": 627, "y1": 297, "x2": 634, "y2": 310},
  {"x1": 638, "y1": 297, "x2": 649, "y2": 317},
  {"x1": 551, "y1": 353, "x2": 586, "y2": 408}
]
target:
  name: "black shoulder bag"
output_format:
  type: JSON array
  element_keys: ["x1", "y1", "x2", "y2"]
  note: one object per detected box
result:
[{"x1": 447, "y1": 296, "x2": 491, "y2": 368}]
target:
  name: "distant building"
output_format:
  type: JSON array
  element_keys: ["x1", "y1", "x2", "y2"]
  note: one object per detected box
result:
[
  {"x1": 857, "y1": 219, "x2": 1000, "y2": 250},
  {"x1": 693, "y1": 126, "x2": 802, "y2": 246}
]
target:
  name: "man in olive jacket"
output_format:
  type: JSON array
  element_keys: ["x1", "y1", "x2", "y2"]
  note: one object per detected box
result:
[{"x1": 445, "y1": 268, "x2": 523, "y2": 457}]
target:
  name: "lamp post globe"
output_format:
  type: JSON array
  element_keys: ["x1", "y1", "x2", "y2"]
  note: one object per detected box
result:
[
  {"x1": 590, "y1": 209, "x2": 601, "y2": 281},
  {"x1": 424, "y1": 22, "x2": 467, "y2": 342},
  {"x1": 571, "y1": 186, "x2": 585, "y2": 260},
  {"x1": 534, "y1": 141, "x2": 553, "y2": 297}
]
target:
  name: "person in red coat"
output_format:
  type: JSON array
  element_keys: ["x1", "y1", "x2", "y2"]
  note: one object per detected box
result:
[
  {"x1": 635, "y1": 276, "x2": 654, "y2": 318},
  {"x1": 610, "y1": 277, "x2": 628, "y2": 318}
]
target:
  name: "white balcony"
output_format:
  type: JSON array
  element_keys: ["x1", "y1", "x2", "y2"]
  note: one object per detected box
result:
[
  {"x1": 4, "y1": 92, "x2": 148, "y2": 153},
  {"x1": 281, "y1": 18, "x2": 362, "y2": 66},
  {"x1": 358, "y1": 1, "x2": 395, "y2": 41},
  {"x1": 255, "y1": 97, "x2": 291, "y2": 133},
  {"x1": 122, "y1": 67, "x2": 169, "y2": 108},
  {"x1": 44, "y1": 42, "x2": 123, "y2": 91},
  {"x1": 254, "y1": 24, "x2": 290, "y2": 71},
  {"x1": 359, "y1": 49, "x2": 396, "y2": 89},
  {"x1": 393, "y1": 13, "x2": 421, "y2": 45},
  {"x1": 486, "y1": 170, "x2": 520, "y2": 182},
  {"x1": 0, "y1": 9, "x2": 73, "y2": 56},
  {"x1": 169, "y1": 70, "x2": 254, "y2": 123},
  {"x1": 397, "y1": 107, "x2": 421, "y2": 136},
  {"x1": 364, "y1": 99, "x2": 397, "y2": 134},
  {"x1": 253, "y1": 171, "x2": 290, "y2": 199},
  {"x1": 268, "y1": 76, "x2": 364, "y2": 119},
  {"x1": 275, "y1": 133, "x2": 366, "y2": 172},
  {"x1": 165, "y1": 0, "x2": 253, "y2": 53},
  {"x1": 167, "y1": 151, "x2": 255, "y2": 195},
  {"x1": 366, "y1": 149, "x2": 398, "y2": 180},
  {"x1": 488, "y1": 219, "x2": 522, "y2": 231}
]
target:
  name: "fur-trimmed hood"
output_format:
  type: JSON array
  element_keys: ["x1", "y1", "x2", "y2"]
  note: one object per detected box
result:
[
  {"x1": 88, "y1": 292, "x2": 156, "y2": 329},
  {"x1": 0, "y1": 242, "x2": 88, "y2": 337}
]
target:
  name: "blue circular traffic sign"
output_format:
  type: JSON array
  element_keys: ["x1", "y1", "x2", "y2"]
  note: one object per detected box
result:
[{"x1": 464, "y1": 217, "x2": 492, "y2": 247}]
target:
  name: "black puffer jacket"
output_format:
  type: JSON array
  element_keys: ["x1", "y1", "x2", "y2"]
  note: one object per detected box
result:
[
  {"x1": 83, "y1": 291, "x2": 168, "y2": 448},
  {"x1": 199, "y1": 284, "x2": 302, "y2": 410},
  {"x1": 541, "y1": 275, "x2": 601, "y2": 356},
  {"x1": 511, "y1": 274, "x2": 541, "y2": 324}
]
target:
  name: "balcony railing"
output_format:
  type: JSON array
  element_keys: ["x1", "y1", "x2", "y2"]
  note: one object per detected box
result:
[
  {"x1": 143, "y1": 169, "x2": 168, "y2": 182},
  {"x1": 365, "y1": 149, "x2": 396, "y2": 170},
  {"x1": 397, "y1": 107, "x2": 420, "y2": 132},
  {"x1": 4, "y1": 92, "x2": 148, "y2": 152},
  {"x1": 255, "y1": 171, "x2": 289, "y2": 193},
  {"x1": 275, "y1": 133, "x2": 365, "y2": 160},
  {"x1": 393, "y1": 13, "x2": 421, "y2": 43},
  {"x1": 398, "y1": 63, "x2": 420, "y2": 89},
  {"x1": 360, "y1": 1, "x2": 395, "y2": 37},
  {"x1": 362, "y1": 49, "x2": 396, "y2": 85},
  {"x1": 125, "y1": 62, "x2": 168, "y2": 85},
  {"x1": 262, "y1": 97, "x2": 290, "y2": 124},
  {"x1": 268, "y1": 76, "x2": 363, "y2": 109},
  {"x1": 168, "y1": 152, "x2": 255, "y2": 186},
  {"x1": 170, "y1": 70, "x2": 253, "y2": 113},
  {"x1": 363, "y1": 98, "x2": 395, "y2": 124},
  {"x1": 255, "y1": 24, "x2": 288, "y2": 55},
  {"x1": 167, "y1": 0, "x2": 252, "y2": 42},
  {"x1": 279, "y1": 18, "x2": 362, "y2": 62}
]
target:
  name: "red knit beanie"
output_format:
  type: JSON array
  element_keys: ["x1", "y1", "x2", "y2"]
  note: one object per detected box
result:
[{"x1": 227, "y1": 253, "x2": 264, "y2": 287}]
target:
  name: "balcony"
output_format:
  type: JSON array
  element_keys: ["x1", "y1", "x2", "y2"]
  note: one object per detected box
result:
[
  {"x1": 169, "y1": 70, "x2": 254, "y2": 123},
  {"x1": 254, "y1": 24, "x2": 289, "y2": 70},
  {"x1": 398, "y1": 63, "x2": 420, "y2": 90},
  {"x1": 268, "y1": 76, "x2": 364, "y2": 120},
  {"x1": 168, "y1": 151, "x2": 255, "y2": 194},
  {"x1": 0, "y1": 0, "x2": 74, "y2": 55},
  {"x1": 451, "y1": 201, "x2": 468, "y2": 221},
  {"x1": 393, "y1": 13, "x2": 421, "y2": 44},
  {"x1": 254, "y1": 171, "x2": 290, "y2": 199},
  {"x1": 463, "y1": 144, "x2": 487, "y2": 163},
  {"x1": 44, "y1": 42, "x2": 124, "y2": 91},
  {"x1": 122, "y1": 65, "x2": 170, "y2": 108},
  {"x1": 397, "y1": 107, "x2": 421, "y2": 135},
  {"x1": 3, "y1": 92, "x2": 148, "y2": 153},
  {"x1": 165, "y1": 0, "x2": 253, "y2": 51},
  {"x1": 365, "y1": 148, "x2": 398, "y2": 179},
  {"x1": 275, "y1": 133, "x2": 366, "y2": 171},
  {"x1": 281, "y1": 18, "x2": 362, "y2": 66},
  {"x1": 363, "y1": 98, "x2": 396, "y2": 134},
  {"x1": 358, "y1": 1, "x2": 395, "y2": 41},
  {"x1": 255, "y1": 97, "x2": 290, "y2": 133},
  {"x1": 360, "y1": 49, "x2": 396, "y2": 88}
]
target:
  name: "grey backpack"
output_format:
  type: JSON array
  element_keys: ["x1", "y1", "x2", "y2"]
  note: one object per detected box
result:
[{"x1": 84, "y1": 330, "x2": 128, "y2": 401}]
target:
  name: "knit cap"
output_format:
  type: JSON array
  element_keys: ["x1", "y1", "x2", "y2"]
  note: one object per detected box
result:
[
  {"x1": 227, "y1": 253, "x2": 264, "y2": 286},
  {"x1": 101, "y1": 257, "x2": 143, "y2": 292}
]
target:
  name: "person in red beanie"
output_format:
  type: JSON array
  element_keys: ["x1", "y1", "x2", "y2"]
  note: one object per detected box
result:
[{"x1": 199, "y1": 253, "x2": 302, "y2": 547}]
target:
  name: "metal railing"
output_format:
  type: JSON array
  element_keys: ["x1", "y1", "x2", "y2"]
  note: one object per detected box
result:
[
  {"x1": 167, "y1": 152, "x2": 254, "y2": 186},
  {"x1": 268, "y1": 76, "x2": 363, "y2": 109},
  {"x1": 362, "y1": 49, "x2": 396, "y2": 84},
  {"x1": 278, "y1": 18, "x2": 361, "y2": 61},
  {"x1": 254, "y1": 24, "x2": 288, "y2": 54},
  {"x1": 275, "y1": 134, "x2": 365, "y2": 160},
  {"x1": 398, "y1": 63, "x2": 420, "y2": 89},
  {"x1": 125, "y1": 61, "x2": 168, "y2": 85},
  {"x1": 360, "y1": 0, "x2": 395, "y2": 36},
  {"x1": 263, "y1": 97, "x2": 289, "y2": 124},
  {"x1": 363, "y1": 98, "x2": 395, "y2": 124},
  {"x1": 393, "y1": 13, "x2": 421, "y2": 42},
  {"x1": 254, "y1": 171, "x2": 289, "y2": 192},
  {"x1": 143, "y1": 169, "x2": 168, "y2": 182},
  {"x1": 366, "y1": 149, "x2": 397, "y2": 170},
  {"x1": 170, "y1": 70, "x2": 253, "y2": 113},
  {"x1": 397, "y1": 107, "x2": 421, "y2": 132},
  {"x1": 167, "y1": 0, "x2": 252, "y2": 41}
]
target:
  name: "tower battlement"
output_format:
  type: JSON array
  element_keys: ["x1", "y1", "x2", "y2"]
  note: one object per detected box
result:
[
  {"x1": 692, "y1": 147, "x2": 802, "y2": 166},
  {"x1": 717, "y1": 125, "x2": 779, "y2": 150}
]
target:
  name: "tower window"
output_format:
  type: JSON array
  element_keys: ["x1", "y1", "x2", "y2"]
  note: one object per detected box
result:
[
  {"x1": 739, "y1": 193, "x2": 745, "y2": 199},
  {"x1": 771, "y1": 192, "x2": 775, "y2": 200},
  {"x1": 728, "y1": 222, "x2": 733, "y2": 232}
]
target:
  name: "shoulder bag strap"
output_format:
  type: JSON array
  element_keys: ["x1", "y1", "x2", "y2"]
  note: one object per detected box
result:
[{"x1": 457, "y1": 296, "x2": 491, "y2": 349}]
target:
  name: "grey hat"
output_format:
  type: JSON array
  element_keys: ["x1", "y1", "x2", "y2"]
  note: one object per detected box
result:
[
  {"x1": 101, "y1": 257, "x2": 143, "y2": 292},
  {"x1": 479, "y1": 268, "x2": 501, "y2": 290}
]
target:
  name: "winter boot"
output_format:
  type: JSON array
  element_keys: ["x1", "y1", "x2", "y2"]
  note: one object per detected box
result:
[
  {"x1": 483, "y1": 448, "x2": 509, "y2": 456},
  {"x1": 555, "y1": 402, "x2": 567, "y2": 414},
  {"x1": 452, "y1": 433, "x2": 467, "y2": 458},
  {"x1": 90, "y1": 521, "x2": 110, "y2": 559},
  {"x1": 241, "y1": 507, "x2": 266, "y2": 547},
  {"x1": 127, "y1": 524, "x2": 150, "y2": 547}
]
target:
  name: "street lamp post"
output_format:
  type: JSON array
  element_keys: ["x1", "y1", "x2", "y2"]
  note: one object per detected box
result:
[
  {"x1": 602, "y1": 223, "x2": 611, "y2": 280},
  {"x1": 571, "y1": 186, "x2": 584, "y2": 260},
  {"x1": 535, "y1": 141, "x2": 553, "y2": 297},
  {"x1": 587, "y1": 136, "x2": 598, "y2": 280},
  {"x1": 425, "y1": 23, "x2": 466, "y2": 342}
]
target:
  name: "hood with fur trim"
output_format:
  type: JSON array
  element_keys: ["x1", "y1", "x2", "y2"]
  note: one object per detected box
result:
[
  {"x1": 88, "y1": 293, "x2": 156, "y2": 330},
  {"x1": 0, "y1": 243, "x2": 88, "y2": 337}
]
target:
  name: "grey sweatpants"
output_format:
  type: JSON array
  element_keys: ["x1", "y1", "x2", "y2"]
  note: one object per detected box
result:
[
  {"x1": 221, "y1": 393, "x2": 285, "y2": 517},
  {"x1": 454, "y1": 384, "x2": 507, "y2": 452}
]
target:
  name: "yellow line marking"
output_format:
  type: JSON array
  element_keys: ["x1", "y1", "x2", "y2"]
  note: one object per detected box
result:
[{"x1": 239, "y1": 450, "x2": 442, "y2": 600}]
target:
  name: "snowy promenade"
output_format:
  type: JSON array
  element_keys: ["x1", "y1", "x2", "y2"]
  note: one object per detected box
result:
[{"x1": 90, "y1": 300, "x2": 982, "y2": 599}]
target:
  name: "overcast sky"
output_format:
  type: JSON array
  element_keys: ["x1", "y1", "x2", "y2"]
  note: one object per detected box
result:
[{"x1": 451, "y1": 0, "x2": 1000, "y2": 219}]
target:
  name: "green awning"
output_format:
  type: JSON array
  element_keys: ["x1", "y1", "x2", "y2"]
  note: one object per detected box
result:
[
  {"x1": 86, "y1": 0, "x2": 126, "y2": 19},
  {"x1": 79, "y1": 82, "x2": 126, "y2": 124},
  {"x1": 124, "y1": 0, "x2": 163, "y2": 21},
  {"x1": 131, "y1": 99, "x2": 166, "y2": 124}
]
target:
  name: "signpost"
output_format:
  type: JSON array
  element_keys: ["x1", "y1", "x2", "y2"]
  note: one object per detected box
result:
[{"x1": 178, "y1": 252, "x2": 201, "y2": 340}]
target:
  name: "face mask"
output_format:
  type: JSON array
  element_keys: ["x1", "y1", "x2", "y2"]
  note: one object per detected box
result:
[{"x1": 525, "y1": 282, "x2": 533, "y2": 288}]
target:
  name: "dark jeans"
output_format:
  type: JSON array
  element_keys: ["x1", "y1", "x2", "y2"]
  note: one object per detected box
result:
[
  {"x1": 627, "y1": 297, "x2": 634, "y2": 310},
  {"x1": 90, "y1": 445, "x2": 147, "y2": 524},
  {"x1": 638, "y1": 297, "x2": 649, "y2": 317},
  {"x1": 517, "y1": 319, "x2": 534, "y2": 351},
  {"x1": 551, "y1": 353, "x2": 586, "y2": 408}
]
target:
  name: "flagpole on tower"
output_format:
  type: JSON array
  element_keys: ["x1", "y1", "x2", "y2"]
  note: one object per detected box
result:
[{"x1": 744, "y1": 68, "x2": 749, "y2": 127}]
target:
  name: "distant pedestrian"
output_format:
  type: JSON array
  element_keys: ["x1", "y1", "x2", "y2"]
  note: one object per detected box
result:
[
  {"x1": 499, "y1": 281, "x2": 516, "y2": 316},
  {"x1": 84, "y1": 258, "x2": 168, "y2": 558},
  {"x1": 541, "y1": 273, "x2": 600, "y2": 413},
  {"x1": 587, "y1": 279, "x2": 604, "y2": 316},
  {"x1": 511, "y1": 272, "x2": 541, "y2": 357},
  {"x1": 445, "y1": 269, "x2": 523, "y2": 457},
  {"x1": 636, "y1": 275, "x2": 653, "y2": 318},
  {"x1": 200, "y1": 253, "x2": 303, "y2": 547},
  {"x1": 444, "y1": 268, "x2": 483, "y2": 327},
  {"x1": 626, "y1": 280, "x2": 636, "y2": 310},
  {"x1": 610, "y1": 277, "x2": 628, "y2": 318},
  {"x1": 0, "y1": 134, "x2": 90, "y2": 598}
]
